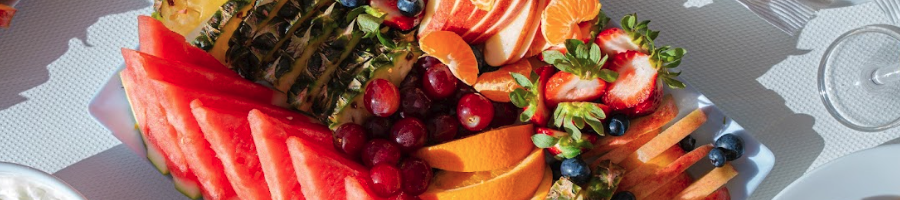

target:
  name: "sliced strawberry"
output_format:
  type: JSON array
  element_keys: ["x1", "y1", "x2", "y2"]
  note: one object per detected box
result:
[
  {"x1": 544, "y1": 71, "x2": 607, "y2": 107},
  {"x1": 533, "y1": 127, "x2": 594, "y2": 159},
  {"x1": 603, "y1": 51, "x2": 658, "y2": 112},
  {"x1": 593, "y1": 14, "x2": 656, "y2": 56},
  {"x1": 618, "y1": 80, "x2": 662, "y2": 116},
  {"x1": 371, "y1": 0, "x2": 424, "y2": 31},
  {"x1": 510, "y1": 65, "x2": 556, "y2": 127}
]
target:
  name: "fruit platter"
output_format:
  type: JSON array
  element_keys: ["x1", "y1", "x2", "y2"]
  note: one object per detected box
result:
[{"x1": 89, "y1": 0, "x2": 774, "y2": 199}]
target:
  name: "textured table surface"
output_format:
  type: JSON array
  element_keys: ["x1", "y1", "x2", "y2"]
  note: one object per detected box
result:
[{"x1": 0, "y1": 0, "x2": 896, "y2": 199}]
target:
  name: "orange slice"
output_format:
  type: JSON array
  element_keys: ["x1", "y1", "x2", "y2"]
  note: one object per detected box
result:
[
  {"x1": 540, "y1": 0, "x2": 601, "y2": 46},
  {"x1": 473, "y1": 59, "x2": 533, "y2": 102},
  {"x1": 530, "y1": 167, "x2": 553, "y2": 200},
  {"x1": 471, "y1": 0, "x2": 496, "y2": 11},
  {"x1": 419, "y1": 31, "x2": 479, "y2": 86},
  {"x1": 413, "y1": 124, "x2": 534, "y2": 172},
  {"x1": 419, "y1": 149, "x2": 546, "y2": 200}
]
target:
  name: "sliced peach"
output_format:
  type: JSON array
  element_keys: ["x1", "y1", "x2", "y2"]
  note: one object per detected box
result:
[
  {"x1": 619, "y1": 108, "x2": 707, "y2": 170},
  {"x1": 583, "y1": 95, "x2": 677, "y2": 158},
  {"x1": 675, "y1": 164, "x2": 738, "y2": 200},
  {"x1": 623, "y1": 145, "x2": 713, "y2": 199},
  {"x1": 592, "y1": 128, "x2": 658, "y2": 167},
  {"x1": 646, "y1": 172, "x2": 694, "y2": 200}
]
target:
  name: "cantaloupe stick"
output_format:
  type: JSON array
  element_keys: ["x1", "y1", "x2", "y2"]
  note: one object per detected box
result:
[
  {"x1": 591, "y1": 129, "x2": 659, "y2": 168},
  {"x1": 624, "y1": 145, "x2": 712, "y2": 199},
  {"x1": 618, "y1": 145, "x2": 685, "y2": 188},
  {"x1": 674, "y1": 164, "x2": 738, "y2": 200},
  {"x1": 619, "y1": 109, "x2": 707, "y2": 170},
  {"x1": 583, "y1": 95, "x2": 678, "y2": 158},
  {"x1": 646, "y1": 173, "x2": 694, "y2": 200}
]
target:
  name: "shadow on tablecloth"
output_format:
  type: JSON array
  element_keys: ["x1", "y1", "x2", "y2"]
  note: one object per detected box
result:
[
  {"x1": 54, "y1": 144, "x2": 189, "y2": 200},
  {"x1": 0, "y1": 0, "x2": 148, "y2": 110},
  {"x1": 601, "y1": 1, "x2": 824, "y2": 199}
]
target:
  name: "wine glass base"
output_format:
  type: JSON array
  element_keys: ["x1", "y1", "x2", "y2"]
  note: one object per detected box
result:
[{"x1": 819, "y1": 24, "x2": 900, "y2": 132}]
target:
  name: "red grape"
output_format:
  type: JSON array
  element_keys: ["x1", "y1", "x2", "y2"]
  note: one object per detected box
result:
[
  {"x1": 422, "y1": 63, "x2": 457, "y2": 100},
  {"x1": 457, "y1": 93, "x2": 494, "y2": 131},
  {"x1": 364, "y1": 117, "x2": 393, "y2": 139},
  {"x1": 427, "y1": 114, "x2": 459, "y2": 144},
  {"x1": 333, "y1": 123, "x2": 368, "y2": 159},
  {"x1": 400, "y1": 72, "x2": 422, "y2": 90},
  {"x1": 390, "y1": 117, "x2": 428, "y2": 153},
  {"x1": 399, "y1": 157, "x2": 433, "y2": 195},
  {"x1": 399, "y1": 88, "x2": 432, "y2": 119},
  {"x1": 390, "y1": 192, "x2": 421, "y2": 200},
  {"x1": 413, "y1": 56, "x2": 441, "y2": 74},
  {"x1": 369, "y1": 164, "x2": 402, "y2": 197},
  {"x1": 365, "y1": 79, "x2": 401, "y2": 117},
  {"x1": 361, "y1": 139, "x2": 402, "y2": 167},
  {"x1": 490, "y1": 102, "x2": 518, "y2": 128}
]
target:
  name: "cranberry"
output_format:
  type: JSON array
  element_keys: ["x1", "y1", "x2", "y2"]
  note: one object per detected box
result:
[
  {"x1": 362, "y1": 139, "x2": 402, "y2": 167},
  {"x1": 490, "y1": 102, "x2": 518, "y2": 128},
  {"x1": 400, "y1": 88, "x2": 432, "y2": 119},
  {"x1": 364, "y1": 117, "x2": 393, "y2": 139},
  {"x1": 422, "y1": 63, "x2": 457, "y2": 100},
  {"x1": 457, "y1": 93, "x2": 494, "y2": 131},
  {"x1": 399, "y1": 157, "x2": 433, "y2": 195},
  {"x1": 369, "y1": 163, "x2": 402, "y2": 197},
  {"x1": 365, "y1": 79, "x2": 401, "y2": 117},
  {"x1": 333, "y1": 123, "x2": 368, "y2": 159},
  {"x1": 427, "y1": 114, "x2": 459, "y2": 144},
  {"x1": 390, "y1": 117, "x2": 428, "y2": 153}
]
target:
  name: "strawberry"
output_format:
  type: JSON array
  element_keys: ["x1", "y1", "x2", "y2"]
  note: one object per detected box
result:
[
  {"x1": 593, "y1": 14, "x2": 658, "y2": 56},
  {"x1": 542, "y1": 39, "x2": 618, "y2": 107},
  {"x1": 604, "y1": 48, "x2": 685, "y2": 117},
  {"x1": 534, "y1": 127, "x2": 596, "y2": 159},
  {"x1": 370, "y1": 0, "x2": 424, "y2": 31},
  {"x1": 509, "y1": 65, "x2": 557, "y2": 127}
]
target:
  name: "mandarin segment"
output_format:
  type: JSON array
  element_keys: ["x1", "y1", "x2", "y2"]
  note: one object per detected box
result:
[
  {"x1": 473, "y1": 59, "x2": 533, "y2": 102},
  {"x1": 419, "y1": 31, "x2": 480, "y2": 86},
  {"x1": 540, "y1": 0, "x2": 601, "y2": 45},
  {"x1": 412, "y1": 124, "x2": 535, "y2": 172}
]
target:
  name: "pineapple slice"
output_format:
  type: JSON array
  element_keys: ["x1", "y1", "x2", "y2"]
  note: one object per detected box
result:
[{"x1": 154, "y1": 0, "x2": 234, "y2": 36}]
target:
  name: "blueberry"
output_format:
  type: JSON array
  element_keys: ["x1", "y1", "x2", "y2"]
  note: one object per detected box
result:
[
  {"x1": 611, "y1": 191, "x2": 636, "y2": 200},
  {"x1": 708, "y1": 147, "x2": 727, "y2": 167},
  {"x1": 340, "y1": 0, "x2": 367, "y2": 8},
  {"x1": 606, "y1": 114, "x2": 629, "y2": 136},
  {"x1": 560, "y1": 158, "x2": 591, "y2": 184},
  {"x1": 679, "y1": 135, "x2": 696, "y2": 151},
  {"x1": 397, "y1": 0, "x2": 424, "y2": 17},
  {"x1": 471, "y1": 46, "x2": 495, "y2": 75},
  {"x1": 714, "y1": 134, "x2": 744, "y2": 161}
]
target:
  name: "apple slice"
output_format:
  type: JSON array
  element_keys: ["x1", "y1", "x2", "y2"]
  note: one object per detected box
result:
[
  {"x1": 675, "y1": 164, "x2": 738, "y2": 200},
  {"x1": 461, "y1": 0, "x2": 527, "y2": 43},
  {"x1": 418, "y1": 0, "x2": 454, "y2": 38},
  {"x1": 619, "y1": 108, "x2": 707, "y2": 170},
  {"x1": 583, "y1": 95, "x2": 677, "y2": 158},
  {"x1": 623, "y1": 144, "x2": 713, "y2": 199},
  {"x1": 443, "y1": 0, "x2": 482, "y2": 35},
  {"x1": 646, "y1": 173, "x2": 694, "y2": 200},
  {"x1": 592, "y1": 128, "x2": 658, "y2": 167},
  {"x1": 483, "y1": 0, "x2": 540, "y2": 66}
]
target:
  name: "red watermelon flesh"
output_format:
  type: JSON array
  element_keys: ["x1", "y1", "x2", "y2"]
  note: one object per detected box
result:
[
  {"x1": 137, "y1": 15, "x2": 231, "y2": 75},
  {"x1": 248, "y1": 109, "x2": 334, "y2": 200},
  {"x1": 151, "y1": 80, "x2": 315, "y2": 200},
  {"x1": 287, "y1": 136, "x2": 369, "y2": 200},
  {"x1": 121, "y1": 67, "x2": 204, "y2": 199},
  {"x1": 121, "y1": 49, "x2": 283, "y2": 106},
  {"x1": 344, "y1": 177, "x2": 388, "y2": 200},
  {"x1": 191, "y1": 103, "x2": 273, "y2": 200}
]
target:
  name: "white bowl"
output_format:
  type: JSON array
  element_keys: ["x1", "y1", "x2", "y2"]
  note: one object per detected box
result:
[{"x1": 0, "y1": 162, "x2": 86, "y2": 200}]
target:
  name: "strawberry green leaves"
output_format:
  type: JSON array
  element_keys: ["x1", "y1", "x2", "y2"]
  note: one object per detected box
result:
[
  {"x1": 532, "y1": 129, "x2": 594, "y2": 159},
  {"x1": 652, "y1": 46, "x2": 687, "y2": 89},
  {"x1": 509, "y1": 72, "x2": 545, "y2": 124},
  {"x1": 553, "y1": 102, "x2": 607, "y2": 140},
  {"x1": 542, "y1": 39, "x2": 618, "y2": 82},
  {"x1": 621, "y1": 13, "x2": 659, "y2": 53}
]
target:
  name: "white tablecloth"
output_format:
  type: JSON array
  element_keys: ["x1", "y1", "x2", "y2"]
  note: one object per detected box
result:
[{"x1": 0, "y1": 0, "x2": 895, "y2": 199}]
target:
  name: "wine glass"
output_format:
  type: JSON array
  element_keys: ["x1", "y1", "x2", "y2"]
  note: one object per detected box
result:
[{"x1": 818, "y1": 0, "x2": 900, "y2": 131}]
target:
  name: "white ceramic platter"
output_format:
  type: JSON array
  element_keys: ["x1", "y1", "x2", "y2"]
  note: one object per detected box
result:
[
  {"x1": 774, "y1": 144, "x2": 900, "y2": 200},
  {"x1": 89, "y1": 64, "x2": 775, "y2": 199}
]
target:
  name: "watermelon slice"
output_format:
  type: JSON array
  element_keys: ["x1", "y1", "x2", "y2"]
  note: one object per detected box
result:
[
  {"x1": 151, "y1": 80, "x2": 318, "y2": 200},
  {"x1": 137, "y1": 16, "x2": 231, "y2": 74},
  {"x1": 248, "y1": 109, "x2": 334, "y2": 200},
  {"x1": 121, "y1": 49, "x2": 284, "y2": 106},
  {"x1": 286, "y1": 137, "x2": 370, "y2": 200},
  {"x1": 120, "y1": 68, "x2": 203, "y2": 199}
]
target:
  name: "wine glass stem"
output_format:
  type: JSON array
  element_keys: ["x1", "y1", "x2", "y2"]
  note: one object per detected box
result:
[{"x1": 872, "y1": 67, "x2": 900, "y2": 85}]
